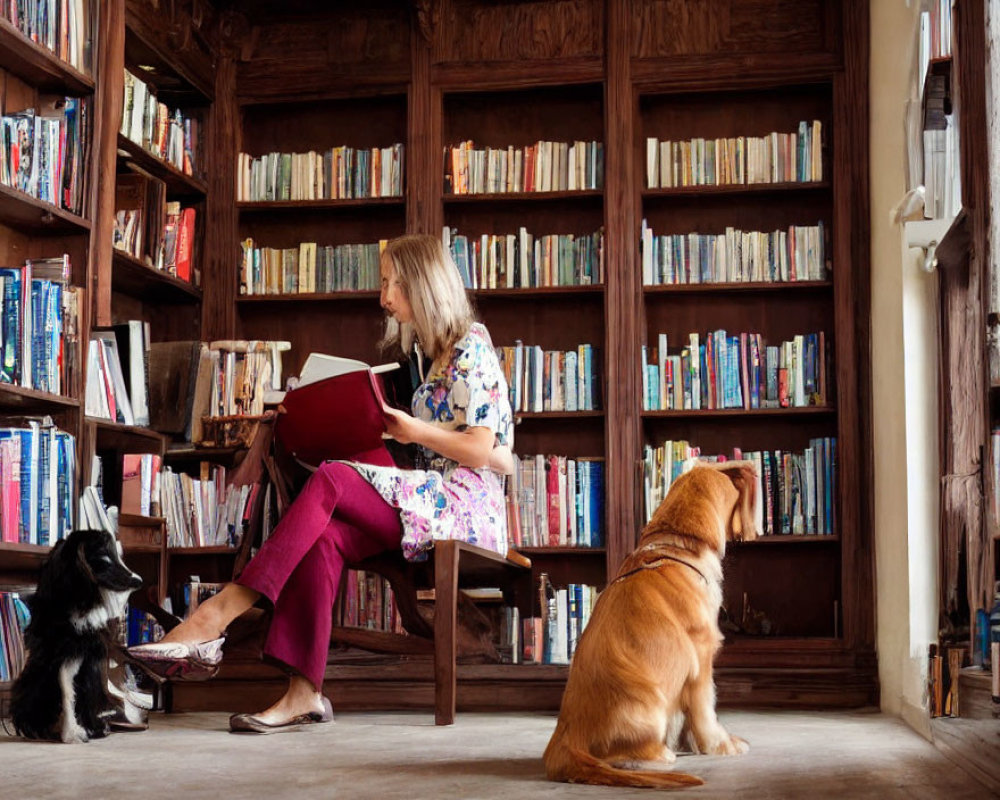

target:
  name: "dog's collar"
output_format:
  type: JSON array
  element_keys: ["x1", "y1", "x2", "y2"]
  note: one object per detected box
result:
[{"x1": 611, "y1": 553, "x2": 709, "y2": 586}]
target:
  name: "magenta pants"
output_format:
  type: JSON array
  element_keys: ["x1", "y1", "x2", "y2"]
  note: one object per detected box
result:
[{"x1": 236, "y1": 461, "x2": 403, "y2": 689}]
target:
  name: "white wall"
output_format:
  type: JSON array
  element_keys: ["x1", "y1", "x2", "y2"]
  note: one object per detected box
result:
[{"x1": 870, "y1": 0, "x2": 941, "y2": 737}]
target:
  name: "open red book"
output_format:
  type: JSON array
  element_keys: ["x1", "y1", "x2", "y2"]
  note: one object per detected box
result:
[{"x1": 275, "y1": 354, "x2": 401, "y2": 469}]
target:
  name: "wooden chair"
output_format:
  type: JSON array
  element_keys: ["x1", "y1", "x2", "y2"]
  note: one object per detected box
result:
[{"x1": 340, "y1": 541, "x2": 531, "y2": 725}]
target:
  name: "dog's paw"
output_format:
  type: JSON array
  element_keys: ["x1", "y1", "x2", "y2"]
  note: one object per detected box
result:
[
  {"x1": 706, "y1": 734, "x2": 749, "y2": 756},
  {"x1": 61, "y1": 722, "x2": 89, "y2": 744}
]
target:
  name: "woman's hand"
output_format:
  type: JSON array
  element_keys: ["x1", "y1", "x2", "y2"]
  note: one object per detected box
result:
[{"x1": 382, "y1": 405, "x2": 421, "y2": 445}]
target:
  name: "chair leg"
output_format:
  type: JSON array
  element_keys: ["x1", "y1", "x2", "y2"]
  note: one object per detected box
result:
[{"x1": 433, "y1": 540, "x2": 459, "y2": 725}]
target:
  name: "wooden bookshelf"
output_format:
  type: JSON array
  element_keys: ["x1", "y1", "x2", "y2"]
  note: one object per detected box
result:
[
  {"x1": 116, "y1": 133, "x2": 208, "y2": 198},
  {"x1": 111, "y1": 248, "x2": 202, "y2": 303},
  {"x1": 0, "y1": 0, "x2": 99, "y2": 693}
]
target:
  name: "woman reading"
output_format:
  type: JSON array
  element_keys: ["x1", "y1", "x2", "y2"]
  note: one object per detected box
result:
[{"x1": 129, "y1": 234, "x2": 514, "y2": 733}]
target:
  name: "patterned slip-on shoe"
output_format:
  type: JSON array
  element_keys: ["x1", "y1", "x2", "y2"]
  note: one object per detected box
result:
[
  {"x1": 229, "y1": 696, "x2": 334, "y2": 734},
  {"x1": 127, "y1": 636, "x2": 226, "y2": 682}
]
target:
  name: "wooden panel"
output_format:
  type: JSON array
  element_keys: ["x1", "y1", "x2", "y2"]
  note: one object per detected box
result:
[
  {"x1": 236, "y1": 4, "x2": 410, "y2": 103},
  {"x1": 433, "y1": 0, "x2": 603, "y2": 64},
  {"x1": 832, "y1": 0, "x2": 873, "y2": 653},
  {"x1": 201, "y1": 55, "x2": 237, "y2": 342},
  {"x1": 240, "y1": 95, "x2": 407, "y2": 155},
  {"x1": 443, "y1": 84, "x2": 603, "y2": 147},
  {"x1": 631, "y1": 0, "x2": 837, "y2": 59},
  {"x1": 124, "y1": 0, "x2": 216, "y2": 101}
]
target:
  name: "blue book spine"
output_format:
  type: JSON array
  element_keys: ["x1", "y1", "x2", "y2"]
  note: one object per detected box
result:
[
  {"x1": 0, "y1": 268, "x2": 21, "y2": 384},
  {"x1": 17, "y1": 428, "x2": 35, "y2": 544},
  {"x1": 590, "y1": 461, "x2": 603, "y2": 547},
  {"x1": 55, "y1": 431, "x2": 70, "y2": 541}
]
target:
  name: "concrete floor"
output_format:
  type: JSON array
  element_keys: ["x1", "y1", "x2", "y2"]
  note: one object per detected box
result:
[{"x1": 0, "y1": 709, "x2": 994, "y2": 799}]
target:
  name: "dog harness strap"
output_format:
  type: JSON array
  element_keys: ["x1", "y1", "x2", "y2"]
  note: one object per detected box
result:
[{"x1": 612, "y1": 554, "x2": 708, "y2": 585}]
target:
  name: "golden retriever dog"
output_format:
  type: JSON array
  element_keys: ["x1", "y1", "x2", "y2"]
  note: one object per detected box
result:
[{"x1": 543, "y1": 462, "x2": 759, "y2": 788}]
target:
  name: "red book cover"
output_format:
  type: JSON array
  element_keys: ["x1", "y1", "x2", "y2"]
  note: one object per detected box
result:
[
  {"x1": 546, "y1": 454, "x2": 561, "y2": 546},
  {"x1": 175, "y1": 207, "x2": 196, "y2": 282},
  {"x1": 276, "y1": 367, "x2": 396, "y2": 469}
]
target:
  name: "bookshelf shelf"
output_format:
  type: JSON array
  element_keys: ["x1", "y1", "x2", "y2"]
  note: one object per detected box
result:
[
  {"x1": 111, "y1": 249, "x2": 202, "y2": 303},
  {"x1": 116, "y1": 134, "x2": 208, "y2": 198},
  {"x1": 0, "y1": 181, "x2": 90, "y2": 234},
  {"x1": 0, "y1": 385, "x2": 80, "y2": 412},
  {"x1": 443, "y1": 190, "x2": 603, "y2": 205},
  {"x1": 475, "y1": 285, "x2": 604, "y2": 298},
  {"x1": 517, "y1": 546, "x2": 606, "y2": 556},
  {"x1": 732, "y1": 535, "x2": 841, "y2": 546},
  {"x1": 0, "y1": 16, "x2": 93, "y2": 95},
  {"x1": 641, "y1": 407, "x2": 835, "y2": 419},
  {"x1": 515, "y1": 411, "x2": 604, "y2": 421},
  {"x1": 644, "y1": 281, "x2": 833, "y2": 295},
  {"x1": 0, "y1": 541, "x2": 49, "y2": 583},
  {"x1": 168, "y1": 546, "x2": 238, "y2": 556},
  {"x1": 88, "y1": 417, "x2": 168, "y2": 452},
  {"x1": 236, "y1": 290, "x2": 380, "y2": 304},
  {"x1": 642, "y1": 181, "x2": 831, "y2": 200},
  {"x1": 236, "y1": 198, "x2": 405, "y2": 212},
  {"x1": 163, "y1": 444, "x2": 244, "y2": 462}
]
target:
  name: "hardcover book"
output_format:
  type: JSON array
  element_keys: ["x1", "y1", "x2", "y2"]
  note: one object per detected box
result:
[{"x1": 275, "y1": 354, "x2": 402, "y2": 469}]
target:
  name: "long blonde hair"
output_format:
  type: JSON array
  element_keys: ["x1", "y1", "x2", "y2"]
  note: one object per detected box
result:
[{"x1": 380, "y1": 234, "x2": 475, "y2": 363}]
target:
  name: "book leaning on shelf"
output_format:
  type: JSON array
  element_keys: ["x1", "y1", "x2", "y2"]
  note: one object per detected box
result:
[
  {"x1": 443, "y1": 226, "x2": 605, "y2": 290},
  {"x1": 3, "y1": 1, "x2": 92, "y2": 73},
  {"x1": 0, "y1": 417, "x2": 75, "y2": 545},
  {"x1": 121, "y1": 68, "x2": 200, "y2": 176},
  {"x1": 506, "y1": 454, "x2": 603, "y2": 548},
  {"x1": 641, "y1": 330, "x2": 828, "y2": 412},
  {"x1": 0, "y1": 96, "x2": 91, "y2": 214},
  {"x1": 275, "y1": 353, "x2": 403, "y2": 470},
  {"x1": 641, "y1": 440, "x2": 836, "y2": 536},
  {"x1": 0, "y1": 255, "x2": 81, "y2": 396}
]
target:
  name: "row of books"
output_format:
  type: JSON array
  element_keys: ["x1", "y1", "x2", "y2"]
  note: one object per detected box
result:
[
  {"x1": 121, "y1": 68, "x2": 199, "y2": 177},
  {"x1": 644, "y1": 120, "x2": 823, "y2": 189},
  {"x1": 160, "y1": 465, "x2": 257, "y2": 548},
  {"x1": 444, "y1": 139, "x2": 604, "y2": 195},
  {"x1": 640, "y1": 220, "x2": 828, "y2": 286},
  {"x1": 236, "y1": 144, "x2": 405, "y2": 202},
  {"x1": 0, "y1": 257, "x2": 80, "y2": 395},
  {"x1": 238, "y1": 238, "x2": 383, "y2": 296},
  {"x1": 1, "y1": 97, "x2": 90, "y2": 214},
  {"x1": 641, "y1": 439, "x2": 838, "y2": 536},
  {"x1": 333, "y1": 569, "x2": 404, "y2": 634},
  {"x1": 0, "y1": 419, "x2": 76, "y2": 545},
  {"x1": 114, "y1": 171, "x2": 196, "y2": 282},
  {"x1": 496, "y1": 342, "x2": 600, "y2": 414},
  {"x1": 0, "y1": 592, "x2": 28, "y2": 682},
  {"x1": 641, "y1": 330, "x2": 828, "y2": 412},
  {"x1": 443, "y1": 226, "x2": 604, "y2": 290},
  {"x1": 536, "y1": 575, "x2": 598, "y2": 664},
  {"x1": 3, "y1": 0, "x2": 91, "y2": 72},
  {"x1": 84, "y1": 321, "x2": 150, "y2": 427},
  {"x1": 506, "y1": 455, "x2": 603, "y2": 549}
]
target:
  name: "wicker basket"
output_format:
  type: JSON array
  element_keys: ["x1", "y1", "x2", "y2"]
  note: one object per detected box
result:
[{"x1": 198, "y1": 414, "x2": 266, "y2": 449}]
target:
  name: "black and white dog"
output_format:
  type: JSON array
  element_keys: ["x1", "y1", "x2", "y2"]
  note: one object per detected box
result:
[{"x1": 10, "y1": 529, "x2": 142, "y2": 743}]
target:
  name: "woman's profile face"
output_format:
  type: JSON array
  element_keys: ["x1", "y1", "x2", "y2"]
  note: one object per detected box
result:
[{"x1": 380, "y1": 255, "x2": 413, "y2": 324}]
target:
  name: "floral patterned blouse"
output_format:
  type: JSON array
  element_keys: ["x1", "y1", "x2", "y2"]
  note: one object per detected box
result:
[{"x1": 347, "y1": 322, "x2": 513, "y2": 561}]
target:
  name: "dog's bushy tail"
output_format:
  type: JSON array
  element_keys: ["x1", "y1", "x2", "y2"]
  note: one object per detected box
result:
[{"x1": 549, "y1": 747, "x2": 703, "y2": 789}]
